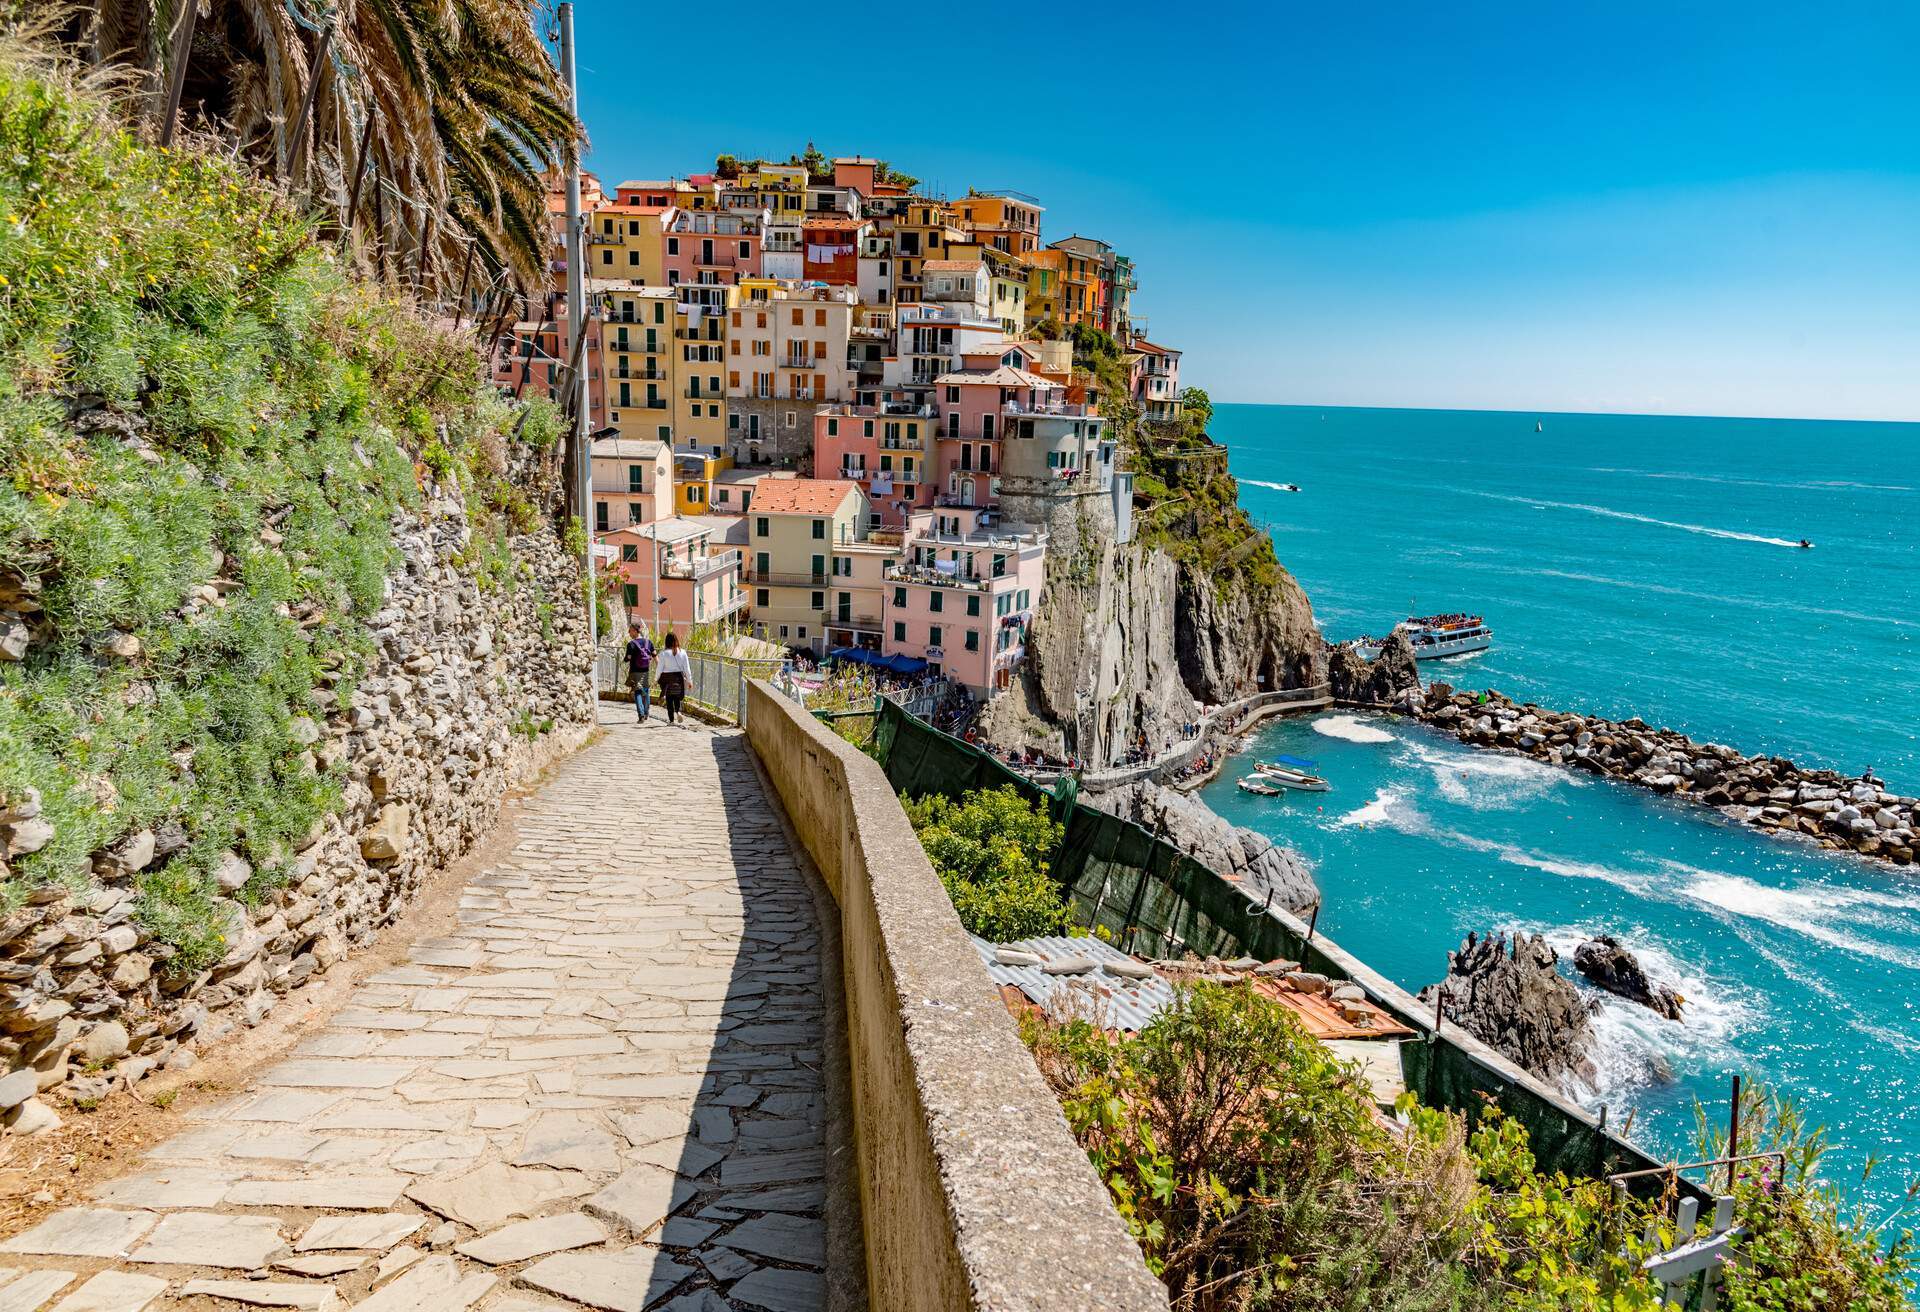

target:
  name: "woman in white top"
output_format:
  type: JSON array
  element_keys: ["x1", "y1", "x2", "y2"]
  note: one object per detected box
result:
[{"x1": 655, "y1": 631, "x2": 693, "y2": 725}]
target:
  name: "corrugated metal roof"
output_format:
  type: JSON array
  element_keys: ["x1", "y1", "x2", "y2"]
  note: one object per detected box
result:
[{"x1": 969, "y1": 934, "x2": 1175, "y2": 1034}]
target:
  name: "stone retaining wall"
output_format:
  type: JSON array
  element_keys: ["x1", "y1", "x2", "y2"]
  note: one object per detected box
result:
[
  {"x1": 0, "y1": 480, "x2": 595, "y2": 1132},
  {"x1": 742, "y1": 680, "x2": 1168, "y2": 1312},
  {"x1": 1407, "y1": 682, "x2": 1918, "y2": 866}
]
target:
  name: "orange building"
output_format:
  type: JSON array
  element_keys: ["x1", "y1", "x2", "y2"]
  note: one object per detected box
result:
[{"x1": 952, "y1": 189, "x2": 1044, "y2": 255}]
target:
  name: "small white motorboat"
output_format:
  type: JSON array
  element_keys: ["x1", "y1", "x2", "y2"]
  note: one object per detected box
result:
[
  {"x1": 1254, "y1": 759, "x2": 1331, "y2": 792},
  {"x1": 1238, "y1": 777, "x2": 1283, "y2": 797}
]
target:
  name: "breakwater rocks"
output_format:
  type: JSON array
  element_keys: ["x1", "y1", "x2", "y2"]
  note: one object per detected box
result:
[
  {"x1": 1406, "y1": 683, "x2": 1920, "y2": 866},
  {"x1": 1574, "y1": 935, "x2": 1684, "y2": 1022},
  {"x1": 0, "y1": 480, "x2": 593, "y2": 1132}
]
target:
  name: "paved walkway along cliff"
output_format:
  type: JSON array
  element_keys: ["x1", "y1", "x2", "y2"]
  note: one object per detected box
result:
[{"x1": 0, "y1": 707, "x2": 847, "y2": 1312}]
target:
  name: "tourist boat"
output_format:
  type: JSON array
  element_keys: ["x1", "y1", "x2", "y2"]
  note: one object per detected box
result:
[
  {"x1": 1237, "y1": 777, "x2": 1283, "y2": 797},
  {"x1": 1353, "y1": 614, "x2": 1494, "y2": 661},
  {"x1": 1253, "y1": 757, "x2": 1332, "y2": 792}
]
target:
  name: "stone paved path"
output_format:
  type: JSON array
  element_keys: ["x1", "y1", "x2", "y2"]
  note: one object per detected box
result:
[{"x1": 0, "y1": 710, "x2": 838, "y2": 1312}]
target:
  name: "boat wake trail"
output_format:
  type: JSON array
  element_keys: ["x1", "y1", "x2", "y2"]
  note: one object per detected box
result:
[
  {"x1": 1241, "y1": 478, "x2": 1295, "y2": 492},
  {"x1": 1335, "y1": 789, "x2": 1399, "y2": 828},
  {"x1": 1403, "y1": 741, "x2": 1569, "y2": 808},
  {"x1": 1311, "y1": 714, "x2": 1395, "y2": 744},
  {"x1": 1457, "y1": 490, "x2": 1804, "y2": 548}
]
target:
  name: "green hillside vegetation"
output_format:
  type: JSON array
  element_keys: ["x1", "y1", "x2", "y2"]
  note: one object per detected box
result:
[
  {"x1": 0, "y1": 46, "x2": 559, "y2": 971},
  {"x1": 1060, "y1": 322, "x2": 1280, "y2": 592}
]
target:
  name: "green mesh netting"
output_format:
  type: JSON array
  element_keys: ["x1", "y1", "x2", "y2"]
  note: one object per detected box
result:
[{"x1": 874, "y1": 700, "x2": 1689, "y2": 1193}]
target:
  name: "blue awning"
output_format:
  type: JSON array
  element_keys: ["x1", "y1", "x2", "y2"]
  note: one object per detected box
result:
[
  {"x1": 881, "y1": 653, "x2": 928, "y2": 675},
  {"x1": 1272, "y1": 754, "x2": 1319, "y2": 770},
  {"x1": 825, "y1": 646, "x2": 884, "y2": 668}
]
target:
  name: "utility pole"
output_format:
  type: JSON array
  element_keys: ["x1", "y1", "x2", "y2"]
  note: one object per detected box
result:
[{"x1": 558, "y1": 2, "x2": 598, "y2": 702}]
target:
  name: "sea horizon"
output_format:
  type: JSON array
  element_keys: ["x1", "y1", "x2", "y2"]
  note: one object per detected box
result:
[{"x1": 1213, "y1": 399, "x2": 1920, "y2": 426}]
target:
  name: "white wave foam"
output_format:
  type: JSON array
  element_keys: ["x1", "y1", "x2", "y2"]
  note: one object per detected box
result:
[
  {"x1": 1240, "y1": 478, "x2": 1296, "y2": 492},
  {"x1": 1402, "y1": 741, "x2": 1568, "y2": 808},
  {"x1": 1516, "y1": 923, "x2": 1760, "y2": 1105},
  {"x1": 1678, "y1": 870, "x2": 1920, "y2": 971},
  {"x1": 1311, "y1": 714, "x2": 1395, "y2": 744},
  {"x1": 1456, "y1": 489, "x2": 1804, "y2": 548},
  {"x1": 1334, "y1": 789, "x2": 1399, "y2": 828}
]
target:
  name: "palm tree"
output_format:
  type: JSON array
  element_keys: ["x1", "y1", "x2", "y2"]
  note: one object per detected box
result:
[{"x1": 67, "y1": 0, "x2": 579, "y2": 289}]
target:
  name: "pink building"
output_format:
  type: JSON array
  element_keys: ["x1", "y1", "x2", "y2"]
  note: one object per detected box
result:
[
  {"x1": 1130, "y1": 339, "x2": 1183, "y2": 423},
  {"x1": 881, "y1": 505, "x2": 1045, "y2": 696},
  {"x1": 490, "y1": 288, "x2": 604, "y2": 429},
  {"x1": 664, "y1": 209, "x2": 764, "y2": 288},
  {"x1": 597, "y1": 515, "x2": 748, "y2": 639},
  {"x1": 812, "y1": 397, "x2": 938, "y2": 527},
  {"x1": 931, "y1": 341, "x2": 1059, "y2": 509}
]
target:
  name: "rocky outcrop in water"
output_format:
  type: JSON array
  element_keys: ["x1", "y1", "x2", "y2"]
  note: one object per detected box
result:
[
  {"x1": 1086, "y1": 780, "x2": 1319, "y2": 914},
  {"x1": 1327, "y1": 629, "x2": 1421, "y2": 706},
  {"x1": 1573, "y1": 935, "x2": 1685, "y2": 1022},
  {"x1": 1418, "y1": 931, "x2": 1597, "y2": 1088},
  {"x1": 1408, "y1": 684, "x2": 1919, "y2": 867}
]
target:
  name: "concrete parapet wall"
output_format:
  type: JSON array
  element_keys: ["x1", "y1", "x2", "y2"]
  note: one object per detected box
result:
[{"x1": 743, "y1": 680, "x2": 1168, "y2": 1312}]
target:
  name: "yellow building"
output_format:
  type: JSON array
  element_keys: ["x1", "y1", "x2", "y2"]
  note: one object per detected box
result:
[
  {"x1": 673, "y1": 450, "x2": 734, "y2": 515},
  {"x1": 720, "y1": 163, "x2": 807, "y2": 216},
  {"x1": 890, "y1": 201, "x2": 966, "y2": 304},
  {"x1": 1021, "y1": 248, "x2": 1066, "y2": 328},
  {"x1": 598, "y1": 285, "x2": 678, "y2": 442},
  {"x1": 590, "y1": 202, "x2": 674, "y2": 285},
  {"x1": 673, "y1": 286, "x2": 729, "y2": 457},
  {"x1": 745, "y1": 478, "x2": 873, "y2": 653}
]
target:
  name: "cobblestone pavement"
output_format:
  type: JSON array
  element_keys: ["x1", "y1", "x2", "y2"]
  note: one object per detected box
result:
[{"x1": 0, "y1": 710, "x2": 839, "y2": 1312}]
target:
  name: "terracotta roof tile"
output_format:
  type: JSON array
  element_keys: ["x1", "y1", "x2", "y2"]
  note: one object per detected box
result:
[{"x1": 747, "y1": 478, "x2": 863, "y2": 516}]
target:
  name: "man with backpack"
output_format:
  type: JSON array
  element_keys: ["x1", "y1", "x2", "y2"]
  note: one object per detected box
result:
[{"x1": 625, "y1": 624, "x2": 656, "y2": 723}]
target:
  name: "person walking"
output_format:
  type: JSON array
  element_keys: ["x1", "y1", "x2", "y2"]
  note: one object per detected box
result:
[
  {"x1": 656, "y1": 631, "x2": 691, "y2": 726},
  {"x1": 625, "y1": 625, "x2": 655, "y2": 723}
]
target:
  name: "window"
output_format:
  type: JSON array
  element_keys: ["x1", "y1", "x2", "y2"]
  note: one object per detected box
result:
[
  {"x1": 628, "y1": 464, "x2": 646, "y2": 493},
  {"x1": 893, "y1": 586, "x2": 906, "y2": 608},
  {"x1": 893, "y1": 621, "x2": 906, "y2": 641},
  {"x1": 757, "y1": 589, "x2": 769, "y2": 607},
  {"x1": 620, "y1": 544, "x2": 639, "y2": 562},
  {"x1": 810, "y1": 553, "x2": 825, "y2": 579},
  {"x1": 595, "y1": 501, "x2": 608, "y2": 532},
  {"x1": 739, "y1": 240, "x2": 750, "y2": 258},
  {"x1": 779, "y1": 625, "x2": 789, "y2": 638},
  {"x1": 688, "y1": 486, "x2": 704, "y2": 503},
  {"x1": 928, "y1": 625, "x2": 943, "y2": 648},
  {"x1": 791, "y1": 308, "x2": 803, "y2": 326},
  {"x1": 811, "y1": 591, "x2": 824, "y2": 609},
  {"x1": 826, "y1": 418, "x2": 838, "y2": 436},
  {"x1": 966, "y1": 595, "x2": 980, "y2": 617},
  {"x1": 627, "y1": 251, "x2": 638, "y2": 267},
  {"x1": 965, "y1": 631, "x2": 979, "y2": 652},
  {"x1": 929, "y1": 590, "x2": 943, "y2": 614},
  {"x1": 945, "y1": 386, "x2": 960, "y2": 404},
  {"x1": 815, "y1": 308, "x2": 826, "y2": 327},
  {"x1": 797, "y1": 626, "x2": 807, "y2": 639},
  {"x1": 622, "y1": 584, "x2": 638, "y2": 607},
  {"x1": 667, "y1": 237, "x2": 679, "y2": 255},
  {"x1": 756, "y1": 517, "x2": 769, "y2": 537},
  {"x1": 811, "y1": 520, "x2": 826, "y2": 539},
  {"x1": 755, "y1": 551, "x2": 769, "y2": 575}
]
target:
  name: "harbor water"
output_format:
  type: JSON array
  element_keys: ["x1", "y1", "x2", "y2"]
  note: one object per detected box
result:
[{"x1": 1203, "y1": 404, "x2": 1920, "y2": 1211}]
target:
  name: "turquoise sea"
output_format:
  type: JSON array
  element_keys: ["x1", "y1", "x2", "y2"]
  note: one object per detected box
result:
[{"x1": 1203, "y1": 404, "x2": 1920, "y2": 1211}]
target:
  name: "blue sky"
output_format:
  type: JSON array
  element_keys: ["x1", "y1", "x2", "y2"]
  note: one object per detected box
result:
[{"x1": 568, "y1": 1, "x2": 1920, "y2": 420}]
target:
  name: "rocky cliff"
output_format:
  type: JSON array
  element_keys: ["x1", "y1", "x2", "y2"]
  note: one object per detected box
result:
[
  {"x1": 1086, "y1": 780, "x2": 1318, "y2": 913},
  {"x1": 977, "y1": 449, "x2": 1326, "y2": 767}
]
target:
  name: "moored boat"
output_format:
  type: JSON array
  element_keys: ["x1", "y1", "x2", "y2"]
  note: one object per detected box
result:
[
  {"x1": 1253, "y1": 758, "x2": 1332, "y2": 792},
  {"x1": 1238, "y1": 777, "x2": 1283, "y2": 796},
  {"x1": 1353, "y1": 613, "x2": 1493, "y2": 661}
]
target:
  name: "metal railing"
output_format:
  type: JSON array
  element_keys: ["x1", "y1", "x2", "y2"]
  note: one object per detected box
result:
[{"x1": 597, "y1": 646, "x2": 783, "y2": 727}]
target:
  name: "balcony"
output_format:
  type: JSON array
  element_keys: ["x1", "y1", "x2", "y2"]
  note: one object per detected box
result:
[
  {"x1": 883, "y1": 561, "x2": 994, "y2": 591},
  {"x1": 867, "y1": 527, "x2": 905, "y2": 547},
  {"x1": 878, "y1": 435, "x2": 923, "y2": 451},
  {"x1": 673, "y1": 327, "x2": 725, "y2": 342},
  {"x1": 752, "y1": 571, "x2": 830, "y2": 588},
  {"x1": 641, "y1": 397, "x2": 669, "y2": 410},
  {"x1": 837, "y1": 465, "x2": 871, "y2": 481},
  {"x1": 608, "y1": 339, "x2": 665, "y2": 356},
  {"x1": 1003, "y1": 399, "x2": 1091, "y2": 417},
  {"x1": 820, "y1": 610, "x2": 884, "y2": 632},
  {"x1": 662, "y1": 548, "x2": 742, "y2": 581},
  {"x1": 683, "y1": 388, "x2": 724, "y2": 401},
  {"x1": 610, "y1": 366, "x2": 668, "y2": 381}
]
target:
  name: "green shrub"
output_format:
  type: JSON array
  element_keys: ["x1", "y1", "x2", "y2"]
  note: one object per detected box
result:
[
  {"x1": 904, "y1": 785, "x2": 1070, "y2": 941},
  {"x1": 0, "y1": 48, "x2": 557, "y2": 962}
]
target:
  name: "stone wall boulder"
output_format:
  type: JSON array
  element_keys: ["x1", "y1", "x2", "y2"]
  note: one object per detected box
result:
[{"x1": 1086, "y1": 780, "x2": 1319, "y2": 914}]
